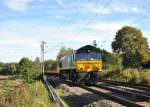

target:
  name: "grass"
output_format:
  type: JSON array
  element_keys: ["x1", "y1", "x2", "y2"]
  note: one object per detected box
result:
[
  {"x1": 0, "y1": 80, "x2": 18, "y2": 97},
  {"x1": 0, "y1": 80, "x2": 55, "y2": 107},
  {"x1": 107, "y1": 69, "x2": 150, "y2": 85},
  {"x1": 56, "y1": 88, "x2": 71, "y2": 107}
]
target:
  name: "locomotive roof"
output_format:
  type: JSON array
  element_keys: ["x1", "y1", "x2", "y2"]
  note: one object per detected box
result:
[
  {"x1": 76, "y1": 45, "x2": 100, "y2": 53},
  {"x1": 60, "y1": 45, "x2": 100, "y2": 61}
]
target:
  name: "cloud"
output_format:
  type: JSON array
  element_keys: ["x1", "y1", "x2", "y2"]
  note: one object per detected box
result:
[
  {"x1": 88, "y1": 21, "x2": 131, "y2": 31},
  {"x1": 55, "y1": 0, "x2": 65, "y2": 7},
  {"x1": 55, "y1": 15, "x2": 70, "y2": 20},
  {"x1": 3, "y1": 0, "x2": 33, "y2": 11},
  {"x1": 2, "y1": 0, "x2": 46, "y2": 11},
  {"x1": 84, "y1": 2, "x2": 142, "y2": 14}
]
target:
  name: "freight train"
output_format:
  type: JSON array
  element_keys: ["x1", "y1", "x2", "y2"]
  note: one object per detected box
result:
[{"x1": 58, "y1": 45, "x2": 102, "y2": 84}]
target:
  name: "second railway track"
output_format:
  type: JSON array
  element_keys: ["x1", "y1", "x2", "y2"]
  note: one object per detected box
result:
[
  {"x1": 47, "y1": 74, "x2": 150, "y2": 107},
  {"x1": 100, "y1": 80, "x2": 150, "y2": 91},
  {"x1": 80, "y1": 85, "x2": 144, "y2": 107}
]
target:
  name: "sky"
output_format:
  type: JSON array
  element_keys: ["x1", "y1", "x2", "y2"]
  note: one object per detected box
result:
[{"x1": 0, "y1": 0, "x2": 150, "y2": 62}]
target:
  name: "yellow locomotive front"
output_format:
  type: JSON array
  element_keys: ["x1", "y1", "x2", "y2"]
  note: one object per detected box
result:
[
  {"x1": 74, "y1": 46, "x2": 102, "y2": 84},
  {"x1": 76, "y1": 60, "x2": 102, "y2": 73},
  {"x1": 75, "y1": 51, "x2": 102, "y2": 73}
]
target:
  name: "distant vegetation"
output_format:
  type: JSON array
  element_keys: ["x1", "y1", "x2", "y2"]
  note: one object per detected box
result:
[
  {"x1": 44, "y1": 59, "x2": 57, "y2": 72},
  {"x1": 0, "y1": 62, "x2": 17, "y2": 75},
  {"x1": 0, "y1": 57, "x2": 41, "y2": 83}
]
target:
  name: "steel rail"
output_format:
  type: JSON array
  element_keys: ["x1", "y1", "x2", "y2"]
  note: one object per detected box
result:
[
  {"x1": 47, "y1": 75, "x2": 147, "y2": 106},
  {"x1": 95, "y1": 83, "x2": 150, "y2": 101},
  {"x1": 80, "y1": 86, "x2": 143, "y2": 107},
  {"x1": 57, "y1": 80, "x2": 144, "y2": 107},
  {"x1": 45, "y1": 80, "x2": 66, "y2": 107},
  {"x1": 101, "y1": 80, "x2": 150, "y2": 91}
]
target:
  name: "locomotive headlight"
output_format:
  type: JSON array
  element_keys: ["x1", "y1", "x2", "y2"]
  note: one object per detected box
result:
[
  {"x1": 95, "y1": 67, "x2": 99, "y2": 70},
  {"x1": 80, "y1": 68, "x2": 83, "y2": 70},
  {"x1": 77, "y1": 64, "x2": 83, "y2": 70}
]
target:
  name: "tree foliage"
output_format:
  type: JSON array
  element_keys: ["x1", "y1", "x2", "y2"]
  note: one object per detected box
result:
[
  {"x1": 44, "y1": 59, "x2": 57, "y2": 71},
  {"x1": 34, "y1": 57, "x2": 40, "y2": 65},
  {"x1": 56, "y1": 46, "x2": 73, "y2": 60},
  {"x1": 143, "y1": 50, "x2": 150, "y2": 68},
  {"x1": 34, "y1": 57, "x2": 41, "y2": 71},
  {"x1": 100, "y1": 49, "x2": 123, "y2": 71},
  {"x1": 0, "y1": 63, "x2": 17, "y2": 75},
  {"x1": 112, "y1": 26, "x2": 150, "y2": 68},
  {"x1": 18, "y1": 58, "x2": 40, "y2": 83}
]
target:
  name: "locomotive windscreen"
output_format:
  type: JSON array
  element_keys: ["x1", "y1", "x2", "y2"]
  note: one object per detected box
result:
[
  {"x1": 76, "y1": 51, "x2": 101, "y2": 60},
  {"x1": 88, "y1": 52, "x2": 101, "y2": 60},
  {"x1": 76, "y1": 52, "x2": 87, "y2": 60}
]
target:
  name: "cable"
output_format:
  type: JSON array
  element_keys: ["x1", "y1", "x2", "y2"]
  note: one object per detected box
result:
[
  {"x1": 69, "y1": 0, "x2": 101, "y2": 32},
  {"x1": 132, "y1": 15, "x2": 148, "y2": 26},
  {"x1": 62, "y1": 0, "x2": 102, "y2": 46},
  {"x1": 67, "y1": 0, "x2": 112, "y2": 43},
  {"x1": 45, "y1": 43, "x2": 63, "y2": 53},
  {"x1": 55, "y1": 0, "x2": 87, "y2": 34}
]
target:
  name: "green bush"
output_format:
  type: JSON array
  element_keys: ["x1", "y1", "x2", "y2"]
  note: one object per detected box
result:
[
  {"x1": 18, "y1": 58, "x2": 40, "y2": 83},
  {"x1": 100, "y1": 50, "x2": 123, "y2": 71},
  {"x1": 130, "y1": 69, "x2": 141, "y2": 83},
  {"x1": 107, "y1": 68, "x2": 150, "y2": 85},
  {"x1": 0, "y1": 63, "x2": 17, "y2": 75},
  {"x1": 141, "y1": 70, "x2": 150, "y2": 85},
  {"x1": 119, "y1": 69, "x2": 132, "y2": 82}
]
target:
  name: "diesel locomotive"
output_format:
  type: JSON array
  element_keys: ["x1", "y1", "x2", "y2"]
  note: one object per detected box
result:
[{"x1": 59, "y1": 45, "x2": 102, "y2": 84}]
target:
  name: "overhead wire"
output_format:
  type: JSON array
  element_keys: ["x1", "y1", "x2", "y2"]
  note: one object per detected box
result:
[
  {"x1": 67, "y1": 0, "x2": 113, "y2": 43},
  {"x1": 45, "y1": 42, "x2": 63, "y2": 53},
  {"x1": 54, "y1": 0, "x2": 88, "y2": 34},
  {"x1": 69, "y1": 0, "x2": 101, "y2": 31},
  {"x1": 62, "y1": 0, "x2": 102, "y2": 45},
  {"x1": 132, "y1": 15, "x2": 150, "y2": 26}
]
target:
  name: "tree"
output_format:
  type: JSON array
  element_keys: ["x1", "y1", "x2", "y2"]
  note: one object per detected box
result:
[
  {"x1": 0, "y1": 62, "x2": 4, "y2": 72},
  {"x1": 56, "y1": 46, "x2": 73, "y2": 60},
  {"x1": 34, "y1": 57, "x2": 41, "y2": 71},
  {"x1": 44, "y1": 59, "x2": 57, "y2": 71},
  {"x1": 34, "y1": 57, "x2": 40, "y2": 64},
  {"x1": 112, "y1": 26, "x2": 149, "y2": 68},
  {"x1": 100, "y1": 49, "x2": 123, "y2": 71},
  {"x1": 143, "y1": 49, "x2": 150, "y2": 68},
  {"x1": 0, "y1": 63, "x2": 17, "y2": 75},
  {"x1": 18, "y1": 57, "x2": 40, "y2": 83}
]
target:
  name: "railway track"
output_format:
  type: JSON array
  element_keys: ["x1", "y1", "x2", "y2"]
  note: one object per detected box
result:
[
  {"x1": 80, "y1": 86, "x2": 143, "y2": 107},
  {"x1": 45, "y1": 77, "x2": 66, "y2": 107},
  {"x1": 100, "y1": 80, "x2": 150, "y2": 91},
  {"x1": 72, "y1": 81, "x2": 150, "y2": 106},
  {"x1": 47, "y1": 74, "x2": 150, "y2": 107},
  {"x1": 96, "y1": 82, "x2": 150, "y2": 101},
  {"x1": 54, "y1": 79, "x2": 146, "y2": 107}
]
